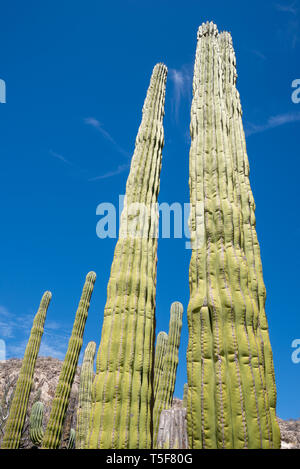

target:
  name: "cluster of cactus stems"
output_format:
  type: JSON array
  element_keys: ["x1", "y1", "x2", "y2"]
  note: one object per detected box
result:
[
  {"x1": 186, "y1": 21, "x2": 280, "y2": 449},
  {"x1": 1, "y1": 291, "x2": 51, "y2": 449},
  {"x1": 0, "y1": 22, "x2": 280, "y2": 451},
  {"x1": 86, "y1": 63, "x2": 168, "y2": 450},
  {"x1": 29, "y1": 401, "x2": 44, "y2": 446},
  {"x1": 76, "y1": 341, "x2": 96, "y2": 449},
  {"x1": 42, "y1": 272, "x2": 96, "y2": 449},
  {"x1": 153, "y1": 302, "x2": 183, "y2": 445}
]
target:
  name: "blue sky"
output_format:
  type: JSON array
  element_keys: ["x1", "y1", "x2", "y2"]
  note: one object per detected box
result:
[{"x1": 0, "y1": 0, "x2": 299, "y2": 420}]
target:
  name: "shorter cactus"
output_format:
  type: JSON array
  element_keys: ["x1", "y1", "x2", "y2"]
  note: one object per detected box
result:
[
  {"x1": 1, "y1": 291, "x2": 51, "y2": 449},
  {"x1": 42, "y1": 272, "x2": 96, "y2": 449},
  {"x1": 67, "y1": 429, "x2": 76, "y2": 449},
  {"x1": 153, "y1": 332, "x2": 168, "y2": 401},
  {"x1": 29, "y1": 402, "x2": 44, "y2": 446},
  {"x1": 76, "y1": 341, "x2": 96, "y2": 449},
  {"x1": 153, "y1": 301, "x2": 183, "y2": 445}
]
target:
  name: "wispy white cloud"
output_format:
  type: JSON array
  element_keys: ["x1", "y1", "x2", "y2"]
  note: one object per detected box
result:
[
  {"x1": 49, "y1": 149, "x2": 74, "y2": 166},
  {"x1": 88, "y1": 163, "x2": 130, "y2": 181},
  {"x1": 275, "y1": 2, "x2": 300, "y2": 47},
  {"x1": 251, "y1": 50, "x2": 267, "y2": 60},
  {"x1": 275, "y1": 1, "x2": 298, "y2": 15},
  {"x1": 84, "y1": 117, "x2": 129, "y2": 158},
  {"x1": 245, "y1": 111, "x2": 300, "y2": 136},
  {"x1": 169, "y1": 65, "x2": 193, "y2": 122}
]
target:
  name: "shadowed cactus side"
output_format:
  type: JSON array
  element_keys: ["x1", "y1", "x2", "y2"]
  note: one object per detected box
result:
[
  {"x1": 153, "y1": 301, "x2": 183, "y2": 446},
  {"x1": 87, "y1": 63, "x2": 168, "y2": 449},
  {"x1": 42, "y1": 272, "x2": 96, "y2": 449},
  {"x1": 1, "y1": 291, "x2": 51, "y2": 449},
  {"x1": 153, "y1": 332, "x2": 168, "y2": 401},
  {"x1": 76, "y1": 341, "x2": 96, "y2": 449},
  {"x1": 29, "y1": 401, "x2": 44, "y2": 446}
]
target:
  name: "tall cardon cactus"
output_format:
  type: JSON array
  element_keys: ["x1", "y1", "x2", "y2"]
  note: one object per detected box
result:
[
  {"x1": 87, "y1": 63, "x2": 168, "y2": 449},
  {"x1": 76, "y1": 341, "x2": 96, "y2": 449},
  {"x1": 186, "y1": 21, "x2": 280, "y2": 449},
  {"x1": 1, "y1": 291, "x2": 51, "y2": 449},
  {"x1": 153, "y1": 301, "x2": 183, "y2": 445},
  {"x1": 42, "y1": 272, "x2": 96, "y2": 449}
]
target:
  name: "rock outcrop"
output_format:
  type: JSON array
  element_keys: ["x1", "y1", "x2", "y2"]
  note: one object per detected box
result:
[
  {"x1": 0, "y1": 358, "x2": 299, "y2": 449},
  {"x1": 0, "y1": 357, "x2": 80, "y2": 448}
]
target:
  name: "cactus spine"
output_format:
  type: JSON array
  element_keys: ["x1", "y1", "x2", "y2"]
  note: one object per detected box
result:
[
  {"x1": 186, "y1": 21, "x2": 280, "y2": 449},
  {"x1": 87, "y1": 63, "x2": 168, "y2": 449},
  {"x1": 153, "y1": 331, "x2": 168, "y2": 401},
  {"x1": 153, "y1": 301, "x2": 183, "y2": 445},
  {"x1": 76, "y1": 341, "x2": 96, "y2": 449},
  {"x1": 42, "y1": 272, "x2": 96, "y2": 449},
  {"x1": 1, "y1": 291, "x2": 51, "y2": 449},
  {"x1": 29, "y1": 401, "x2": 44, "y2": 446}
]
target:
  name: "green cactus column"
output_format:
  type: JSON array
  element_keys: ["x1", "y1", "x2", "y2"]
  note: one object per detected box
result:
[
  {"x1": 42, "y1": 272, "x2": 96, "y2": 449},
  {"x1": 87, "y1": 63, "x2": 168, "y2": 449},
  {"x1": 1, "y1": 291, "x2": 51, "y2": 449},
  {"x1": 186, "y1": 21, "x2": 279, "y2": 449},
  {"x1": 153, "y1": 332, "x2": 168, "y2": 401},
  {"x1": 29, "y1": 401, "x2": 44, "y2": 446},
  {"x1": 218, "y1": 30, "x2": 280, "y2": 448},
  {"x1": 153, "y1": 301, "x2": 183, "y2": 445},
  {"x1": 76, "y1": 341, "x2": 96, "y2": 449}
]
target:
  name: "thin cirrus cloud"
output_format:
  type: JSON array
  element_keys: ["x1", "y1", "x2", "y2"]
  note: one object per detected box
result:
[
  {"x1": 245, "y1": 111, "x2": 300, "y2": 136},
  {"x1": 275, "y1": 1, "x2": 298, "y2": 15},
  {"x1": 88, "y1": 163, "x2": 130, "y2": 181},
  {"x1": 275, "y1": 2, "x2": 299, "y2": 47},
  {"x1": 169, "y1": 66, "x2": 193, "y2": 122},
  {"x1": 84, "y1": 117, "x2": 130, "y2": 159},
  {"x1": 49, "y1": 149, "x2": 74, "y2": 166}
]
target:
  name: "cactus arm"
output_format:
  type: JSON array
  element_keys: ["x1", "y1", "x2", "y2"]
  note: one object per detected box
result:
[
  {"x1": 41, "y1": 272, "x2": 96, "y2": 449},
  {"x1": 75, "y1": 341, "x2": 96, "y2": 449},
  {"x1": 1, "y1": 291, "x2": 51, "y2": 449}
]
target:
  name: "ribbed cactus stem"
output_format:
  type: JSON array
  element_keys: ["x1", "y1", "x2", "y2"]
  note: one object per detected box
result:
[
  {"x1": 153, "y1": 301, "x2": 183, "y2": 445},
  {"x1": 186, "y1": 21, "x2": 280, "y2": 449},
  {"x1": 182, "y1": 383, "x2": 188, "y2": 409},
  {"x1": 29, "y1": 401, "x2": 44, "y2": 446},
  {"x1": 1, "y1": 291, "x2": 51, "y2": 449},
  {"x1": 87, "y1": 63, "x2": 168, "y2": 449},
  {"x1": 67, "y1": 429, "x2": 76, "y2": 449},
  {"x1": 76, "y1": 341, "x2": 96, "y2": 449},
  {"x1": 153, "y1": 332, "x2": 168, "y2": 400},
  {"x1": 42, "y1": 272, "x2": 96, "y2": 449}
]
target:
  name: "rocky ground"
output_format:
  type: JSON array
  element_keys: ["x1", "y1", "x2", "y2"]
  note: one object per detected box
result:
[{"x1": 0, "y1": 358, "x2": 299, "y2": 449}]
